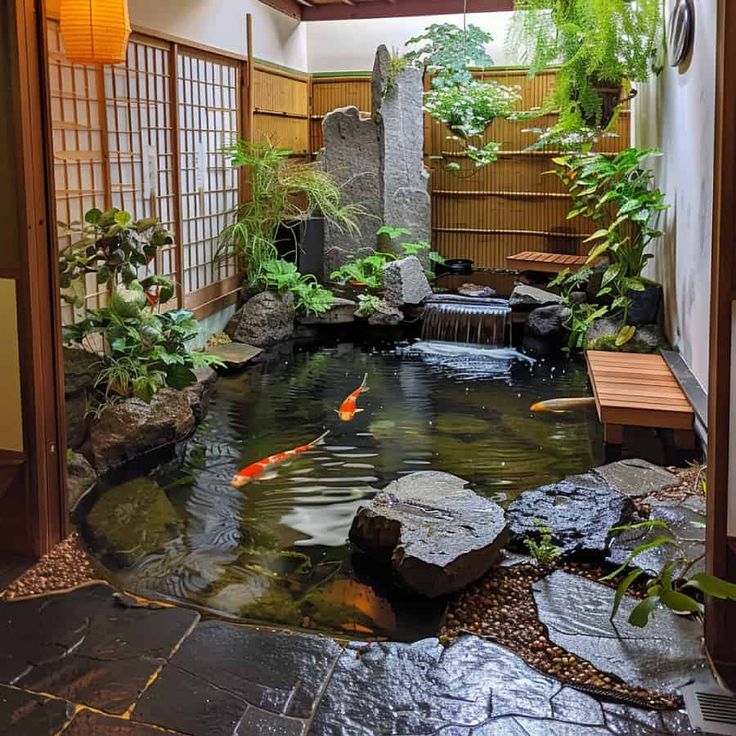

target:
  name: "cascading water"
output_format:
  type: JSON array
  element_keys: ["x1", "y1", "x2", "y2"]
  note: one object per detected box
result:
[{"x1": 421, "y1": 294, "x2": 512, "y2": 346}]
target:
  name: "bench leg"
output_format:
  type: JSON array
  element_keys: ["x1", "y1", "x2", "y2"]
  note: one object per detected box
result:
[
  {"x1": 604, "y1": 423, "x2": 624, "y2": 445},
  {"x1": 673, "y1": 429, "x2": 696, "y2": 450}
]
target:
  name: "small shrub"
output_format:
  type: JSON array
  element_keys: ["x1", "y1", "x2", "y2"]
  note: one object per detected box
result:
[{"x1": 524, "y1": 519, "x2": 562, "y2": 568}]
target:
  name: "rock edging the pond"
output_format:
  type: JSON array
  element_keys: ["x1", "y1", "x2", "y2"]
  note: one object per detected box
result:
[{"x1": 349, "y1": 471, "x2": 508, "y2": 598}]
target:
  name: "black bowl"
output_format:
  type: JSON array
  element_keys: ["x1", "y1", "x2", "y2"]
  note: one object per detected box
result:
[{"x1": 438, "y1": 258, "x2": 474, "y2": 276}]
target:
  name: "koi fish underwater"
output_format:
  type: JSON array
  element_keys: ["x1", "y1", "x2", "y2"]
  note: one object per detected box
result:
[
  {"x1": 530, "y1": 397, "x2": 597, "y2": 413},
  {"x1": 336, "y1": 373, "x2": 369, "y2": 422},
  {"x1": 231, "y1": 430, "x2": 330, "y2": 488}
]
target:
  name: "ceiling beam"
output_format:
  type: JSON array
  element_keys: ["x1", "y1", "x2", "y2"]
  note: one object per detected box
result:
[
  {"x1": 301, "y1": 0, "x2": 514, "y2": 21},
  {"x1": 259, "y1": 0, "x2": 303, "y2": 20}
]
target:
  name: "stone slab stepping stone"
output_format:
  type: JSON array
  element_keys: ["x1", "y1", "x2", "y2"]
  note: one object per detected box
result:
[
  {"x1": 0, "y1": 683, "x2": 71, "y2": 736},
  {"x1": 310, "y1": 635, "x2": 698, "y2": 736},
  {"x1": 0, "y1": 583, "x2": 198, "y2": 715},
  {"x1": 64, "y1": 710, "x2": 177, "y2": 735},
  {"x1": 593, "y1": 459, "x2": 678, "y2": 498},
  {"x1": 208, "y1": 341, "x2": 262, "y2": 368},
  {"x1": 133, "y1": 620, "x2": 342, "y2": 735},
  {"x1": 299, "y1": 297, "x2": 356, "y2": 324},
  {"x1": 506, "y1": 472, "x2": 635, "y2": 560},
  {"x1": 349, "y1": 471, "x2": 508, "y2": 598},
  {"x1": 533, "y1": 570, "x2": 708, "y2": 695},
  {"x1": 607, "y1": 499, "x2": 706, "y2": 576}
]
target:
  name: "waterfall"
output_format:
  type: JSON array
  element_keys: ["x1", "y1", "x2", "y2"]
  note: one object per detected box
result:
[{"x1": 421, "y1": 295, "x2": 511, "y2": 347}]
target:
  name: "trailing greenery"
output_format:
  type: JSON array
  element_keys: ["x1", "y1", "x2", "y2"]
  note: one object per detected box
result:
[
  {"x1": 259, "y1": 259, "x2": 335, "y2": 315},
  {"x1": 354, "y1": 293, "x2": 383, "y2": 318},
  {"x1": 524, "y1": 519, "x2": 562, "y2": 567},
  {"x1": 406, "y1": 23, "x2": 519, "y2": 169},
  {"x1": 603, "y1": 519, "x2": 736, "y2": 629},
  {"x1": 508, "y1": 0, "x2": 663, "y2": 144},
  {"x1": 385, "y1": 51, "x2": 410, "y2": 92},
  {"x1": 549, "y1": 148, "x2": 668, "y2": 346},
  {"x1": 61, "y1": 207, "x2": 223, "y2": 404},
  {"x1": 218, "y1": 140, "x2": 362, "y2": 286}
]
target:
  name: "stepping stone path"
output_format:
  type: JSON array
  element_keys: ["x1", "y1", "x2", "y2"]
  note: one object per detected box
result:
[
  {"x1": 208, "y1": 341, "x2": 263, "y2": 368},
  {"x1": 593, "y1": 458, "x2": 678, "y2": 498},
  {"x1": 0, "y1": 583, "x2": 699, "y2": 735},
  {"x1": 506, "y1": 471, "x2": 635, "y2": 559},
  {"x1": 533, "y1": 570, "x2": 709, "y2": 695},
  {"x1": 349, "y1": 471, "x2": 508, "y2": 597}
]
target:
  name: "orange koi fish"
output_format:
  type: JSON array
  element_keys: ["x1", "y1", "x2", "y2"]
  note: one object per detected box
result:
[
  {"x1": 335, "y1": 373, "x2": 369, "y2": 422},
  {"x1": 530, "y1": 397, "x2": 596, "y2": 413},
  {"x1": 231, "y1": 430, "x2": 330, "y2": 488}
]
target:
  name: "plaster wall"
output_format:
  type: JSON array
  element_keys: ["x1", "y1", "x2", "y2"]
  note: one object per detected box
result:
[
  {"x1": 632, "y1": 0, "x2": 716, "y2": 391},
  {"x1": 306, "y1": 12, "x2": 517, "y2": 72}
]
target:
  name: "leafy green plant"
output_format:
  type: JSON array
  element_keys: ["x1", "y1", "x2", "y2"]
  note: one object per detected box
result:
[
  {"x1": 218, "y1": 140, "x2": 362, "y2": 286},
  {"x1": 330, "y1": 253, "x2": 394, "y2": 290},
  {"x1": 508, "y1": 0, "x2": 662, "y2": 144},
  {"x1": 385, "y1": 51, "x2": 409, "y2": 93},
  {"x1": 59, "y1": 208, "x2": 174, "y2": 308},
  {"x1": 61, "y1": 207, "x2": 223, "y2": 404},
  {"x1": 603, "y1": 519, "x2": 736, "y2": 628},
  {"x1": 354, "y1": 294, "x2": 383, "y2": 318},
  {"x1": 550, "y1": 148, "x2": 668, "y2": 345},
  {"x1": 259, "y1": 259, "x2": 335, "y2": 315},
  {"x1": 524, "y1": 519, "x2": 562, "y2": 567},
  {"x1": 376, "y1": 225, "x2": 445, "y2": 273}
]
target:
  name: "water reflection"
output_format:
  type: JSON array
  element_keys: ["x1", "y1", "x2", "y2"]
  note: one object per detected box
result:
[{"x1": 81, "y1": 340, "x2": 603, "y2": 639}]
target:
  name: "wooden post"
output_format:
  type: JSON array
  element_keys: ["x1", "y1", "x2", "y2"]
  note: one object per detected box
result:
[
  {"x1": 245, "y1": 14, "x2": 254, "y2": 143},
  {"x1": 168, "y1": 42, "x2": 185, "y2": 308}
]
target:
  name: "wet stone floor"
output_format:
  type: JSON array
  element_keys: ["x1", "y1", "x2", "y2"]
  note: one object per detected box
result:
[{"x1": 0, "y1": 583, "x2": 700, "y2": 735}]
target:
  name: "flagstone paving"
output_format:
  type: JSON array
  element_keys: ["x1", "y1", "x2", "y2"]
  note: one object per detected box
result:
[{"x1": 0, "y1": 583, "x2": 702, "y2": 735}]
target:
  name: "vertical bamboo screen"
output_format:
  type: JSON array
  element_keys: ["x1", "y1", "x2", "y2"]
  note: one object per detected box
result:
[{"x1": 309, "y1": 76, "x2": 372, "y2": 153}]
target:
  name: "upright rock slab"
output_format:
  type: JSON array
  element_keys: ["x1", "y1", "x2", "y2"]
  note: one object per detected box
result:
[
  {"x1": 382, "y1": 256, "x2": 432, "y2": 306},
  {"x1": 349, "y1": 471, "x2": 508, "y2": 597},
  {"x1": 506, "y1": 472, "x2": 635, "y2": 559}
]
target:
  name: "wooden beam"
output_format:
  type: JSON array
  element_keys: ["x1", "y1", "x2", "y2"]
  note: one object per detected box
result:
[
  {"x1": 706, "y1": 0, "x2": 736, "y2": 668},
  {"x1": 302, "y1": 0, "x2": 513, "y2": 21},
  {"x1": 258, "y1": 0, "x2": 302, "y2": 20}
]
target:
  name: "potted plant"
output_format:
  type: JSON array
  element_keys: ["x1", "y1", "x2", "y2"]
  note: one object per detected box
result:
[
  {"x1": 550, "y1": 147, "x2": 669, "y2": 347},
  {"x1": 405, "y1": 23, "x2": 521, "y2": 168},
  {"x1": 508, "y1": 0, "x2": 662, "y2": 144}
]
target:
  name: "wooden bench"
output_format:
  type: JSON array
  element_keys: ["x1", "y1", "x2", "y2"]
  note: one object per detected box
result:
[
  {"x1": 585, "y1": 350, "x2": 695, "y2": 446},
  {"x1": 506, "y1": 251, "x2": 592, "y2": 273}
]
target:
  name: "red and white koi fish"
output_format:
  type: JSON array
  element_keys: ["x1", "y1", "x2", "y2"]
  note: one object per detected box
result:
[
  {"x1": 335, "y1": 373, "x2": 369, "y2": 422},
  {"x1": 231, "y1": 430, "x2": 330, "y2": 488},
  {"x1": 530, "y1": 397, "x2": 597, "y2": 414}
]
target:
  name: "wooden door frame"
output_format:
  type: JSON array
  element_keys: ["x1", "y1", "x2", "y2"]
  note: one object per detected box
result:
[
  {"x1": 2, "y1": 0, "x2": 67, "y2": 559},
  {"x1": 706, "y1": 0, "x2": 736, "y2": 669}
]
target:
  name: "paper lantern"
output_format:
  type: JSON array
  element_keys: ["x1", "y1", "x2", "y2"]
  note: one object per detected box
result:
[{"x1": 60, "y1": 0, "x2": 131, "y2": 65}]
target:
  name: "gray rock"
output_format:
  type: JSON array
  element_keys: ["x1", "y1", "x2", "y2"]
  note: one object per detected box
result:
[
  {"x1": 593, "y1": 458, "x2": 677, "y2": 498},
  {"x1": 89, "y1": 389, "x2": 195, "y2": 473},
  {"x1": 526, "y1": 304, "x2": 571, "y2": 339},
  {"x1": 226, "y1": 290, "x2": 295, "y2": 348},
  {"x1": 367, "y1": 300, "x2": 403, "y2": 326},
  {"x1": 509, "y1": 284, "x2": 563, "y2": 309},
  {"x1": 586, "y1": 317, "x2": 668, "y2": 353},
  {"x1": 458, "y1": 283, "x2": 496, "y2": 298},
  {"x1": 533, "y1": 570, "x2": 708, "y2": 695},
  {"x1": 86, "y1": 478, "x2": 181, "y2": 566},
  {"x1": 506, "y1": 472, "x2": 635, "y2": 559},
  {"x1": 349, "y1": 471, "x2": 508, "y2": 597},
  {"x1": 63, "y1": 347, "x2": 100, "y2": 395},
  {"x1": 183, "y1": 366, "x2": 218, "y2": 423},
  {"x1": 66, "y1": 451, "x2": 96, "y2": 508},
  {"x1": 299, "y1": 297, "x2": 356, "y2": 325},
  {"x1": 382, "y1": 256, "x2": 432, "y2": 306},
  {"x1": 321, "y1": 106, "x2": 382, "y2": 278},
  {"x1": 207, "y1": 342, "x2": 262, "y2": 368},
  {"x1": 607, "y1": 499, "x2": 706, "y2": 577},
  {"x1": 65, "y1": 391, "x2": 90, "y2": 450}
]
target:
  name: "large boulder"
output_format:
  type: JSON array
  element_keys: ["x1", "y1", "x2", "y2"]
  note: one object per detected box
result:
[
  {"x1": 66, "y1": 451, "x2": 97, "y2": 509},
  {"x1": 506, "y1": 472, "x2": 635, "y2": 560},
  {"x1": 525, "y1": 305, "x2": 571, "y2": 340},
  {"x1": 367, "y1": 300, "x2": 403, "y2": 327},
  {"x1": 85, "y1": 478, "x2": 181, "y2": 566},
  {"x1": 382, "y1": 256, "x2": 432, "y2": 306},
  {"x1": 226, "y1": 290, "x2": 295, "y2": 347},
  {"x1": 65, "y1": 392, "x2": 90, "y2": 450},
  {"x1": 63, "y1": 347, "x2": 100, "y2": 395},
  {"x1": 349, "y1": 471, "x2": 508, "y2": 597},
  {"x1": 183, "y1": 366, "x2": 219, "y2": 423},
  {"x1": 509, "y1": 285, "x2": 562, "y2": 310},
  {"x1": 88, "y1": 389, "x2": 195, "y2": 473},
  {"x1": 586, "y1": 317, "x2": 668, "y2": 353}
]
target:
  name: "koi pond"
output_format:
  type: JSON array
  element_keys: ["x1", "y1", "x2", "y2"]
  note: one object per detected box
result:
[{"x1": 79, "y1": 338, "x2": 604, "y2": 639}]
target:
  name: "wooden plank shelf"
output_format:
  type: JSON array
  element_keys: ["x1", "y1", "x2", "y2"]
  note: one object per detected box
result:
[
  {"x1": 506, "y1": 251, "x2": 593, "y2": 272},
  {"x1": 585, "y1": 350, "x2": 695, "y2": 446}
]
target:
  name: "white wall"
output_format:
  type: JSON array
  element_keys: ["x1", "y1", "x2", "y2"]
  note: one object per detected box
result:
[
  {"x1": 633, "y1": 0, "x2": 716, "y2": 390},
  {"x1": 127, "y1": 0, "x2": 308, "y2": 71},
  {"x1": 306, "y1": 12, "x2": 516, "y2": 73}
]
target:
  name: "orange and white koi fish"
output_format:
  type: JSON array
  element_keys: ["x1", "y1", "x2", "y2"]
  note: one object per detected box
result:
[
  {"x1": 335, "y1": 373, "x2": 369, "y2": 422},
  {"x1": 231, "y1": 430, "x2": 329, "y2": 488},
  {"x1": 530, "y1": 397, "x2": 597, "y2": 414}
]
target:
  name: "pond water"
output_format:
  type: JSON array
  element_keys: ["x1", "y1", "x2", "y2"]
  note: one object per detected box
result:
[{"x1": 81, "y1": 338, "x2": 604, "y2": 639}]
